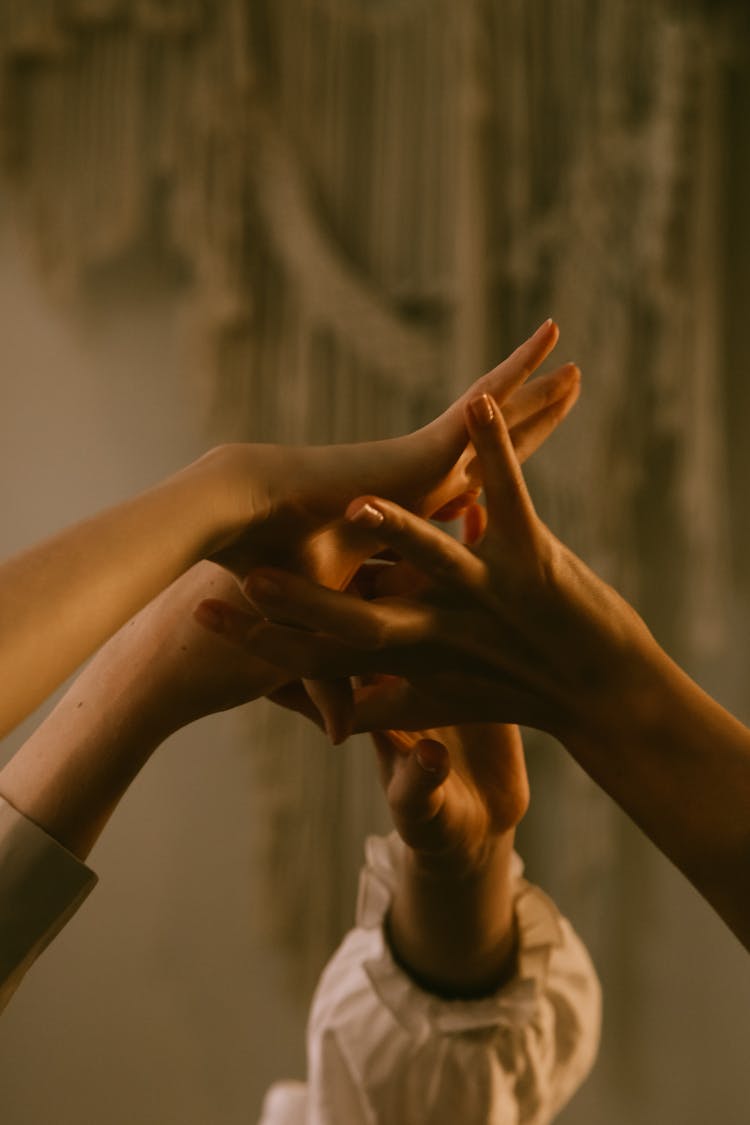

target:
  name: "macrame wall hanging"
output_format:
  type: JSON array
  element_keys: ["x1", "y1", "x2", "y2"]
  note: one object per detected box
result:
[{"x1": 0, "y1": 0, "x2": 739, "y2": 997}]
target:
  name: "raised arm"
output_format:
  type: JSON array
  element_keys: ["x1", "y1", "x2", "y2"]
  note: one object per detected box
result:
[
  {"x1": 0, "y1": 563, "x2": 283, "y2": 859},
  {"x1": 228, "y1": 394, "x2": 750, "y2": 950},
  {"x1": 0, "y1": 319, "x2": 575, "y2": 739}
]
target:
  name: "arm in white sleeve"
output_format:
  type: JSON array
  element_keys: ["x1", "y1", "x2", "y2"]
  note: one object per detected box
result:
[
  {"x1": 280, "y1": 833, "x2": 600, "y2": 1125},
  {"x1": 0, "y1": 795, "x2": 96, "y2": 1014}
]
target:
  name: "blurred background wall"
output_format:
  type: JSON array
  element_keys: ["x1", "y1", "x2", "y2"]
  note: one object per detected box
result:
[{"x1": 0, "y1": 2, "x2": 749, "y2": 1122}]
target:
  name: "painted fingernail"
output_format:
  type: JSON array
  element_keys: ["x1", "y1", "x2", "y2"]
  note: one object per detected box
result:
[
  {"x1": 195, "y1": 601, "x2": 225, "y2": 634},
  {"x1": 468, "y1": 393, "x2": 495, "y2": 428},
  {"x1": 348, "y1": 502, "x2": 385, "y2": 528},
  {"x1": 416, "y1": 745, "x2": 442, "y2": 773}
]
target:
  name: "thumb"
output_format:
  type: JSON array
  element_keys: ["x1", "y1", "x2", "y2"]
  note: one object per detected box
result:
[{"x1": 388, "y1": 738, "x2": 450, "y2": 835}]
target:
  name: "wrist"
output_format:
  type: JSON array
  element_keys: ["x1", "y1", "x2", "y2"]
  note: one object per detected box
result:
[
  {"x1": 388, "y1": 831, "x2": 518, "y2": 997},
  {"x1": 174, "y1": 444, "x2": 266, "y2": 559}
]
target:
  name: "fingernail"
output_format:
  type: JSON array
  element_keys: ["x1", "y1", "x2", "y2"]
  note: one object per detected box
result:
[
  {"x1": 416, "y1": 745, "x2": 442, "y2": 773},
  {"x1": 246, "y1": 574, "x2": 281, "y2": 600},
  {"x1": 348, "y1": 502, "x2": 385, "y2": 528},
  {"x1": 195, "y1": 602, "x2": 225, "y2": 634},
  {"x1": 540, "y1": 317, "x2": 553, "y2": 330},
  {"x1": 467, "y1": 393, "x2": 495, "y2": 428}
]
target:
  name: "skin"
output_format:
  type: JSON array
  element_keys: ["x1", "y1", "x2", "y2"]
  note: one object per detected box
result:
[
  {"x1": 371, "y1": 721, "x2": 529, "y2": 998},
  {"x1": 0, "y1": 552, "x2": 530, "y2": 1004},
  {"x1": 0, "y1": 323, "x2": 578, "y2": 853},
  {"x1": 219, "y1": 394, "x2": 750, "y2": 952},
  {"x1": 0, "y1": 318, "x2": 575, "y2": 741}
]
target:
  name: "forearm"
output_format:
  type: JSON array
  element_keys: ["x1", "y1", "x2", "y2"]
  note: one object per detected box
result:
[
  {"x1": 0, "y1": 447, "x2": 246, "y2": 738},
  {"x1": 387, "y1": 831, "x2": 518, "y2": 997},
  {"x1": 0, "y1": 655, "x2": 175, "y2": 861},
  {"x1": 560, "y1": 636, "x2": 750, "y2": 948}
]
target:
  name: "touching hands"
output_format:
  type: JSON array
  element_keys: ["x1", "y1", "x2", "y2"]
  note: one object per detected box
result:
[
  {"x1": 206, "y1": 319, "x2": 578, "y2": 594},
  {"x1": 226, "y1": 389, "x2": 654, "y2": 745}
]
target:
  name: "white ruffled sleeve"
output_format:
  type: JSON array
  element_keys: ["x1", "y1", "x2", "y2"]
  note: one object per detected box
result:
[
  {"x1": 0, "y1": 795, "x2": 96, "y2": 1014},
  {"x1": 297, "y1": 832, "x2": 601, "y2": 1125}
]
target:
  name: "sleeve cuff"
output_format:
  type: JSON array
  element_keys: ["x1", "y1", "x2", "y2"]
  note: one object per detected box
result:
[
  {"x1": 354, "y1": 831, "x2": 567, "y2": 1037},
  {"x1": 0, "y1": 795, "x2": 97, "y2": 1011}
]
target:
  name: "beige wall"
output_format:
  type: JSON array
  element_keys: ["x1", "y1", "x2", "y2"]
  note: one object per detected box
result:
[{"x1": 0, "y1": 211, "x2": 307, "y2": 1124}]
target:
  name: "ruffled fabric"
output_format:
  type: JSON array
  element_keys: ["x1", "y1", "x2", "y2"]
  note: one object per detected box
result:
[{"x1": 263, "y1": 832, "x2": 601, "y2": 1125}]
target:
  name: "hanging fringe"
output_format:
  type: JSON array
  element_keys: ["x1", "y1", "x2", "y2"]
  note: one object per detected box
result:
[{"x1": 0, "y1": 0, "x2": 737, "y2": 993}]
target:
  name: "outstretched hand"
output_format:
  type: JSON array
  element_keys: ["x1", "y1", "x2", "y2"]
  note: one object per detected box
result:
[
  {"x1": 209, "y1": 319, "x2": 577, "y2": 595},
  {"x1": 219, "y1": 386, "x2": 651, "y2": 744}
]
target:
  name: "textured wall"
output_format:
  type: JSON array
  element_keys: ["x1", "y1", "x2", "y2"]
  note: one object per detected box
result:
[{"x1": 1, "y1": 6, "x2": 749, "y2": 1122}]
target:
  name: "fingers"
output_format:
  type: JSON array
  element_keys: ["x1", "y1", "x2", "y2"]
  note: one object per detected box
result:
[
  {"x1": 196, "y1": 596, "x2": 376, "y2": 678},
  {"x1": 244, "y1": 567, "x2": 443, "y2": 650},
  {"x1": 501, "y1": 361, "x2": 579, "y2": 435},
  {"x1": 386, "y1": 738, "x2": 450, "y2": 836},
  {"x1": 419, "y1": 320, "x2": 559, "y2": 478},
  {"x1": 465, "y1": 394, "x2": 539, "y2": 544},
  {"x1": 241, "y1": 620, "x2": 376, "y2": 678},
  {"x1": 507, "y1": 368, "x2": 581, "y2": 463},
  {"x1": 431, "y1": 488, "x2": 482, "y2": 522},
  {"x1": 461, "y1": 318, "x2": 559, "y2": 410},
  {"x1": 345, "y1": 500, "x2": 488, "y2": 594},
  {"x1": 462, "y1": 500, "x2": 487, "y2": 546},
  {"x1": 193, "y1": 598, "x2": 260, "y2": 641}
]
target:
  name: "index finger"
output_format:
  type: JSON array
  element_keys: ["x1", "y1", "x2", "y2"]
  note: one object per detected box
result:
[
  {"x1": 457, "y1": 318, "x2": 559, "y2": 412},
  {"x1": 346, "y1": 498, "x2": 489, "y2": 595}
]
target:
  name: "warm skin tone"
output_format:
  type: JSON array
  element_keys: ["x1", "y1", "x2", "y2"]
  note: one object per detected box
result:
[
  {"x1": 0, "y1": 318, "x2": 575, "y2": 741},
  {"x1": 0, "y1": 322, "x2": 578, "y2": 854},
  {"x1": 0, "y1": 553, "x2": 530, "y2": 1001},
  {"x1": 372, "y1": 721, "x2": 529, "y2": 998},
  {"x1": 0, "y1": 563, "x2": 282, "y2": 858},
  {"x1": 222, "y1": 394, "x2": 750, "y2": 952}
]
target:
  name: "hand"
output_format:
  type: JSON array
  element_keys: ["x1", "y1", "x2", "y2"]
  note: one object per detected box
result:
[
  {"x1": 225, "y1": 390, "x2": 654, "y2": 744},
  {"x1": 195, "y1": 395, "x2": 750, "y2": 954},
  {"x1": 371, "y1": 717, "x2": 529, "y2": 872},
  {"x1": 206, "y1": 320, "x2": 578, "y2": 598}
]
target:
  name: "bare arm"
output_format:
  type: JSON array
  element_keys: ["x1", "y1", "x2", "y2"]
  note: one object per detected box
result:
[
  {"x1": 0, "y1": 563, "x2": 284, "y2": 858},
  {"x1": 0, "y1": 319, "x2": 575, "y2": 740},
  {"x1": 373, "y1": 724, "x2": 527, "y2": 997},
  {"x1": 232, "y1": 396, "x2": 750, "y2": 950}
]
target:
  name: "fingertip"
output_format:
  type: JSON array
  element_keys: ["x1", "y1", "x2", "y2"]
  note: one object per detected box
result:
[
  {"x1": 462, "y1": 499, "x2": 487, "y2": 545},
  {"x1": 346, "y1": 497, "x2": 386, "y2": 528},
  {"x1": 415, "y1": 738, "x2": 450, "y2": 778},
  {"x1": 193, "y1": 598, "x2": 226, "y2": 634},
  {"x1": 553, "y1": 370, "x2": 582, "y2": 419},
  {"x1": 465, "y1": 393, "x2": 510, "y2": 446},
  {"x1": 466, "y1": 392, "x2": 497, "y2": 429}
]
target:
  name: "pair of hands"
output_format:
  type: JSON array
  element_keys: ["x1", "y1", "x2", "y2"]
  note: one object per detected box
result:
[
  {"x1": 223, "y1": 389, "x2": 654, "y2": 749},
  {"x1": 134, "y1": 321, "x2": 581, "y2": 870}
]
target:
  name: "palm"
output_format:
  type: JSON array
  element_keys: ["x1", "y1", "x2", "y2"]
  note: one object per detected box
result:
[{"x1": 373, "y1": 719, "x2": 529, "y2": 863}]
